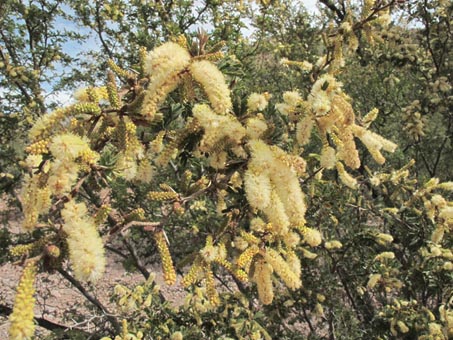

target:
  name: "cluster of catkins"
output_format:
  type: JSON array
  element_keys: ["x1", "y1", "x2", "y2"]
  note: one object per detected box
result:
[{"x1": 276, "y1": 74, "x2": 397, "y2": 189}]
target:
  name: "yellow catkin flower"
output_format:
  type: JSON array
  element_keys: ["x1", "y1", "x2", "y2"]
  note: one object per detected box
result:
[
  {"x1": 49, "y1": 133, "x2": 93, "y2": 161},
  {"x1": 208, "y1": 151, "x2": 228, "y2": 169},
  {"x1": 189, "y1": 60, "x2": 232, "y2": 115},
  {"x1": 285, "y1": 250, "x2": 301, "y2": 278},
  {"x1": 438, "y1": 206, "x2": 453, "y2": 223},
  {"x1": 73, "y1": 102, "x2": 102, "y2": 116},
  {"x1": 431, "y1": 226, "x2": 444, "y2": 244},
  {"x1": 263, "y1": 248, "x2": 301, "y2": 290},
  {"x1": 20, "y1": 175, "x2": 51, "y2": 230},
  {"x1": 247, "y1": 92, "x2": 270, "y2": 112},
  {"x1": 320, "y1": 145, "x2": 336, "y2": 169},
  {"x1": 200, "y1": 244, "x2": 218, "y2": 263},
  {"x1": 107, "y1": 59, "x2": 133, "y2": 79},
  {"x1": 214, "y1": 257, "x2": 249, "y2": 283},
  {"x1": 336, "y1": 162, "x2": 358, "y2": 189},
  {"x1": 47, "y1": 159, "x2": 79, "y2": 196},
  {"x1": 139, "y1": 46, "x2": 148, "y2": 75},
  {"x1": 296, "y1": 116, "x2": 314, "y2": 146},
  {"x1": 74, "y1": 86, "x2": 109, "y2": 103},
  {"x1": 28, "y1": 107, "x2": 71, "y2": 141},
  {"x1": 142, "y1": 42, "x2": 191, "y2": 120},
  {"x1": 229, "y1": 171, "x2": 243, "y2": 190},
  {"x1": 204, "y1": 267, "x2": 220, "y2": 305},
  {"x1": 182, "y1": 258, "x2": 203, "y2": 287},
  {"x1": 9, "y1": 237, "x2": 49, "y2": 257},
  {"x1": 135, "y1": 158, "x2": 155, "y2": 183},
  {"x1": 124, "y1": 208, "x2": 145, "y2": 222},
  {"x1": 9, "y1": 244, "x2": 36, "y2": 257},
  {"x1": 25, "y1": 138, "x2": 49, "y2": 155},
  {"x1": 283, "y1": 91, "x2": 303, "y2": 107},
  {"x1": 171, "y1": 331, "x2": 184, "y2": 340},
  {"x1": 437, "y1": 181, "x2": 453, "y2": 191},
  {"x1": 237, "y1": 245, "x2": 260, "y2": 269},
  {"x1": 9, "y1": 262, "x2": 37, "y2": 340},
  {"x1": 154, "y1": 230, "x2": 176, "y2": 285},
  {"x1": 147, "y1": 191, "x2": 178, "y2": 201},
  {"x1": 280, "y1": 58, "x2": 313, "y2": 72},
  {"x1": 106, "y1": 70, "x2": 121, "y2": 109},
  {"x1": 61, "y1": 200, "x2": 106, "y2": 282},
  {"x1": 351, "y1": 125, "x2": 397, "y2": 165},
  {"x1": 240, "y1": 230, "x2": 260, "y2": 245},
  {"x1": 154, "y1": 120, "x2": 200, "y2": 167},
  {"x1": 325, "y1": 240, "x2": 343, "y2": 250},
  {"x1": 253, "y1": 258, "x2": 274, "y2": 305},
  {"x1": 246, "y1": 117, "x2": 268, "y2": 139},
  {"x1": 336, "y1": 127, "x2": 361, "y2": 170},
  {"x1": 309, "y1": 74, "x2": 340, "y2": 116},
  {"x1": 367, "y1": 273, "x2": 381, "y2": 289},
  {"x1": 159, "y1": 183, "x2": 173, "y2": 192},
  {"x1": 151, "y1": 131, "x2": 166, "y2": 154},
  {"x1": 303, "y1": 227, "x2": 322, "y2": 247},
  {"x1": 247, "y1": 139, "x2": 307, "y2": 228},
  {"x1": 374, "y1": 252, "x2": 395, "y2": 262},
  {"x1": 78, "y1": 149, "x2": 100, "y2": 166},
  {"x1": 375, "y1": 233, "x2": 394, "y2": 245},
  {"x1": 244, "y1": 170, "x2": 272, "y2": 210},
  {"x1": 276, "y1": 91, "x2": 304, "y2": 120},
  {"x1": 362, "y1": 108, "x2": 379, "y2": 127},
  {"x1": 265, "y1": 196, "x2": 290, "y2": 235},
  {"x1": 397, "y1": 321, "x2": 409, "y2": 334},
  {"x1": 283, "y1": 231, "x2": 301, "y2": 249},
  {"x1": 192, "y1": 104, "x2": 246, "y2": 153}
]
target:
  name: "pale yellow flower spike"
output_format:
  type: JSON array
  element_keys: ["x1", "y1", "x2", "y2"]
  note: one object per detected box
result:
[
  {"x1": 296, "y1": 116, "x2": 314, "y2": 146},
  {"x1": 192, "y1": 103, "x2": 246, "y2": 153},
  {"x1": 154, "y1": 230, "x2": 177, "y2": 285},
  {"x1": 20, "y1": 175, "x2": 51, "y2": 231},
  {"x1": 28, "y1": 108, "x2": 70, "y2": 142},
  {"x1": 253, "y1": 258, "x2": 274, "y2": 305},
  {"x1": 9, "y1": 261, "x2": 37, "y2": 340},
  {"x1": 263, "y1": 248, "x2": 302, "y2": 290},
  {"x1": 189, "y1": 60, "x2": 232, "y2": 115},
  {"x1": 141, "y1": 42, "x2": 191, "y2": 120},
  {"x1": 286, "y1": 250, "x2": 302, "y2": 279},
  {"x1": 49, "y1": 133, "x2": 96, "y2": 162},
  {"x1": 61, "y1": 200, "x2": 106, "y2": 282},
  {"x1": 47, "y1": 159, "x2": 79, "y2": 196},
  {"x1": 204, "y1": 267, "x2": 220, "y2": 305},
  {"x1": 247, "y1": 92, "x2": 270, "y2": 112},
  {"x1": 336, "y1": 162, "x2": 358, "y2": 189},
  {"x1": 246, "y1": 117, "x2": 268, "y2": 139},
  {"x1": 320, "y1": 145, "x2": 336, "y2": 169},
  {"x1": 262, "y1": 190, "x2": 290, "y2": 235},
  {"x1": 303, "y1": 227, "x2": 323, "y2": 247},
  {"x1": 351, "y1": 125, "x2": 397, "y2": 165},
  {"x1": 243, "y1": 169, "x2": 272, "y2": 211}
]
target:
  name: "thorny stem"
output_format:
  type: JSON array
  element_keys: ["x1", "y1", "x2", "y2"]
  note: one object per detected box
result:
[{"x1": 57, "y1": 268, "x2": 121, "y2": 333}]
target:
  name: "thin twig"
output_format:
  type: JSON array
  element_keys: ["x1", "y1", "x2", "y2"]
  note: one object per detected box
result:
[{"x1": 57, "y1": 268, "x2": 120, "y2": 333}]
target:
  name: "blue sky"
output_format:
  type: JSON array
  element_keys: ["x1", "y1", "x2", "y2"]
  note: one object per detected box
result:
[{"x1": 45, "y1": 1, "x2": 321, "y2": 106}]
